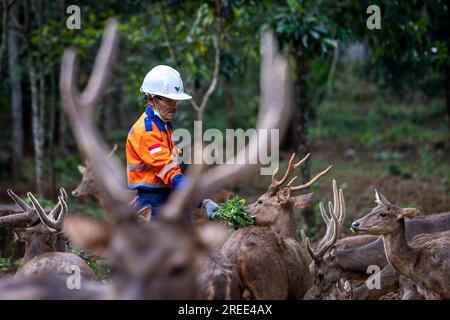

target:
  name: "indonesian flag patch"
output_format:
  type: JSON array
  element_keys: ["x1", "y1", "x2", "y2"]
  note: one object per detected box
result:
[{"x1": 148, "y1": 143, "x2": 162, "y2": 155}]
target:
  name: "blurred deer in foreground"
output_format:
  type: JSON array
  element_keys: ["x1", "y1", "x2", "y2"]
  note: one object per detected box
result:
[
  {"x1": 351, "y1": 191, "x2": 450, "y2": 299},
  {"x1": 304, "y1": 189, "x2": 450, "y2": 299},
  {"x1": 72, "y1": 149, "x2": 239, "y2": 299},
  {"x1": 6, "y1": 18, "x2": 294, "y2": 300},
  {"x1": 222, "y1": 153, "x2": 332, "y2": 299},
  {"x1": 0, "y1": 188, "x2": 97, "y2": 282}
]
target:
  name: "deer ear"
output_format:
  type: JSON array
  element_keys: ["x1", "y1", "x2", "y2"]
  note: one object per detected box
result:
[
  {"x1": 329, "y1": 245, "x2": 337, "y2": 258},
  {"x1": 291, "y1": 192, "x2": 313, "y2": 208},
  {"x1": 402, "y1": 208, "x2": 419, "y2": 219},
  {"x1": 63, "y1": 215, "x2": 112, "y2": 253},
  {"x1": 78, "y1": 165, "x2": 87, "y2": 175},
  {"x1": 14, "y1": 228, "x2": 28, "y2": 242},
  {"x1": 136, "y1": 206, "x2": 152, "y2": 223},
  {"x1": 276, "y1": 186, "x2": 291, "y2": 205},
  {"x1": 375, "y1": 189, "x2": 391, "y2": 205}
]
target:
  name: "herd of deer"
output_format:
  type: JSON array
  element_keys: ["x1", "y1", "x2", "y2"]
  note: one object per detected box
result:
[{"x1": 0, "y1": 20, "x2": 449, "y2": 300}]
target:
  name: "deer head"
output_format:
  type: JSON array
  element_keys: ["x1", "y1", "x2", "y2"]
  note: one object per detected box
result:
[
  {"x1": 12, "y1": 188, "x2": 69, "y2": 263},
  {"x1": 301, "y1": 180, "x2": 346, "y2": 299},
  {"x1": 248, "y1": 153, "x2": 332, "y2": 233},
  {"x1": 60, "y1": 19, "x2": 293, "y2": 299},
  {"x1": 72, "y1": 144, "x2": 118, "y2": 198},
  {"x1": 351, "y1": 190, "x2": 419, "y2": 235}
]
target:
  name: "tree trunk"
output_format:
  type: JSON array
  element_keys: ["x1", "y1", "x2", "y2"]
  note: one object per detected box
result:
[
  {"x1": 58, "y1": 0, "x2": 68, "y2": 157},
  {"x1": 0, "y1": 0, "x2": 9, "y2": 77},
  {"x1": 224, "y1": 80, "x2": 236, "y2": 128},
  {"x1": 49, "y1": 69, "x2": 57, "y2": 200},
  {"x1": 294, "y1": 42, "x2": 314, "y2": 228},
  {"x1": 8, "y1": 5, "x2": 23, "y2": 181},
  {"x1": 28, "y1": 53, "x2": 44, "y2": 194},
  {"x1": 445, "y1": 63, "x2": 450, "y2": 137}
]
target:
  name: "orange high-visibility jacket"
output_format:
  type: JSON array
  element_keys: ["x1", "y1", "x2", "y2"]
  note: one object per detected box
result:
[{"x1": 126, "y1": 105, "x2": 184, "y2": 191}]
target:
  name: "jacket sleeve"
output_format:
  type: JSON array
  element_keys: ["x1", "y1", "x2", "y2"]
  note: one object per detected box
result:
[{"x1": 136, "y1": 130, "x2": 182, "y2": 188}]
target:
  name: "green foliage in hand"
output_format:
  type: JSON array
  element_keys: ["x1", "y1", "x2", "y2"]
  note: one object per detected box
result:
[{"x1": 215, "y1": 196, "x2": 255, "y2": 230}]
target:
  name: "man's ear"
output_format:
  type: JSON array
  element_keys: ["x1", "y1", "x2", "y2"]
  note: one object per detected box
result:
[
  {"x1": 63, "y1": 215, "x2": 112, "y2": 253},
  {"x1": 276, "y1": 186, "x2": 291, "y2": 205},
  {"x1": 78, "y1": 165, "x2": 86, "y2": 175},
  {"x1": 291, "y1": 192, "x2": 313, "y2": 209},
  {"x1": 14, "y1": 228, "x2": 28, "y2": 242},
  {"x1": 402, "y1": 208, "x2": 419, "y2": 219}
]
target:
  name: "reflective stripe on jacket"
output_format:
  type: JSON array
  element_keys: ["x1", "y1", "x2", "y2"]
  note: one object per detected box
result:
[{"x1": 126, "y1": 105, "x2": 183, "y2": 191}]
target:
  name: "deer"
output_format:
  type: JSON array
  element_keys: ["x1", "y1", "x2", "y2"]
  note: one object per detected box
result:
[
  {"x1": 221, "y1": 153, "x2": 332, "y2": 299},
  {"x1": 0, "y1": 19, "x2": 296, "y2": 300},
  {"x1": 300, "y1": 179, "x2": 347, "y2": 300},
  {"x1": 302, "y1": 190, "x2": 450, "y2": 300},
  {"x1": 0, "y1": 188, "x2": 98, "y2": 282},
  {"x1": 71, "y1": 143, "x2": 152, "y2": 224},
  {"x1": 351, "y1": 191, "x2": 450, "y2": 299}
]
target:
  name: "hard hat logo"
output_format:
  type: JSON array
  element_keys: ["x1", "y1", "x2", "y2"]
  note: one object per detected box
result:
[{"x1": 141, "y1": 65, "x2": 192, "y2": 101}]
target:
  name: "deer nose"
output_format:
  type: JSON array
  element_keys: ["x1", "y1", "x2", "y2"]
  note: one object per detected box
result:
[
  {"x1": 351, "y1": 221, "x2": 360, "y2": 228},
  {"x1": 71, "y1": 190, "x2": 79, "y2": 197}
]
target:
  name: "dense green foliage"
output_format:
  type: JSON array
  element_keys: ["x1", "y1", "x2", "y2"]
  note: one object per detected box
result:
[{"x1": 215, "y1": 196, "x2": 255, "y2": 230}]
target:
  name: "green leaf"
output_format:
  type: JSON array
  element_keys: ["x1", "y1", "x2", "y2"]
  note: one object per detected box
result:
[
  {"x1": 323, "y1": 38, "x2": 338, "y2": 48},
  {"x1": 302, "y1": 34, "x2": 308, "y2": 48}
]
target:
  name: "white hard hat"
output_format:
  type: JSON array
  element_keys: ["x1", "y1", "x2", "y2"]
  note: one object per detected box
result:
[{"x1": 140, "y1": 65, "x2": 192, "y2": 100}]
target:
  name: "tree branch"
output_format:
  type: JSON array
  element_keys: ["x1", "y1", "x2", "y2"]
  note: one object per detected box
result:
[
  {"x1": 0, "y1": 0, "x2": 9, "y2": 75},
  {"x1": 160, "y1": 1, "x2": 180, "y2": 68},
  {"x1": 189, "y1": 0, "x2": 222, "y2": 118}
]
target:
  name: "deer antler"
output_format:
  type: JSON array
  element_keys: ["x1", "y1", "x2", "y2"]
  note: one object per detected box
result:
[
  {"x1": 269, "y1": 153, "x2": 332, "y2": 194},
  {"x1": 61, "y1": 19, "x2": 133, "y2": 220},
  {"x1": 271, "y1": 153, "x2": 310, "y2": 189},
  {"x1": 108, "y1": 144, "x2": 118, "y2": 158},
  {"x1": 0, "y1": 189, "x2": 38, "y2": 226},
  {"x1": 27, "y1": 192, "x2": 68, "y2": 231},
  {"x1": 48, "y1": 188, "x2": 68, "y2": 221},
  {"x1": 301, "y1": 179, "x2": 345, "y2": 260}
]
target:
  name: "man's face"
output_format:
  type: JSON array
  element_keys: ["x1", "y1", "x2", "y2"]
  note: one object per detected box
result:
[{"x1": 152, "y1": 96, "x2": 180, "y2": 120}]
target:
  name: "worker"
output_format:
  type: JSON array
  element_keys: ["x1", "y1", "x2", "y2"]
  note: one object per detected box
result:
[{"x1": 126, "y1": 65, "x2": 219, "y2": 219}]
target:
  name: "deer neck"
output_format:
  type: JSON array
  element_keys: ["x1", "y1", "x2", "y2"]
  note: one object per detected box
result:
[
  {"x1": 94, "y1": 192, "x2": 109, "y2": 211},
  {"x1": 23, "y1": 239, "x2": 55, "y2": 263},
  {"x1": 270, "y1": 205, "x2": 297, "y2": 239},
  {"x1": 382, "y1": 219, "x2": 418, "y2": 278}
]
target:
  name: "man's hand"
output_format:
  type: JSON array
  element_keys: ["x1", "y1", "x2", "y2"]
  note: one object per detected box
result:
[{"x1": 203, "y1": 199, "x2": 219, "y2": 220}]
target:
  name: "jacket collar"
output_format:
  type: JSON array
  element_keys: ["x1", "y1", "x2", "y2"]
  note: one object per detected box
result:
[{"x1": 145, "y1": 105, "x2": 173, "y2": 132}]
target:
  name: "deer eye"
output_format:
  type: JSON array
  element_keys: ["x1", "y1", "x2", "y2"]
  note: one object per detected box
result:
[
  {"x1": 379, "y1": 212, "x2": 386, "y2": 217},
  {"x1": 257, "y1": 200, "x2": 263, "y2": 205},
  {"x1": 169, "y1": 264, "x2": 187, "y2": 277}
]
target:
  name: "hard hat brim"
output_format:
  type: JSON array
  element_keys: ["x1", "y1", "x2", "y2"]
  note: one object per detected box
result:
[{"x1": 156, "y1": 92, "x2": 192, "y2": 100}]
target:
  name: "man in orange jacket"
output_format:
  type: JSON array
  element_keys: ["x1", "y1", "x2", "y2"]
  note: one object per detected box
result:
[{"x1": 126, "y1": 65, "x2": 219, "y2": 219}]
